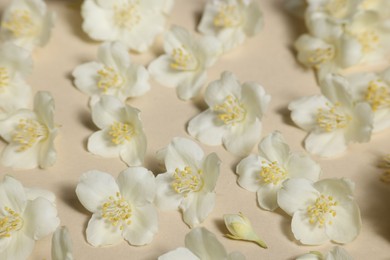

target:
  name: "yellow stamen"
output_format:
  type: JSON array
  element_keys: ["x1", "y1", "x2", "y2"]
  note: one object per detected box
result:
[
  {"x1": 0, "y1": 67, "x2": 10, "y2": 92},
  {"x1": 12, "y1": 119, "x2": 48, "y2": 152},
  {"x1": 170, "y1": 46, "x2": 198, "y2": 71},
  {"x1": 101, "y1": 192, "x2": 132, "y2": 230},
  {"x1": 259, "y1": 161, "x2": 287, "y2": 185},
  {"x1": 172, "y1": 166, "x2": 204, "y2": 197},
  {"x1": 114, "y1": 2, "x2": 141, "y2": 30},
  {"x1": 307, "y1": 195, "x2": 338, "y2": 227},
  {"x1": 213, "y1": 4, "x2": 242, "y2": 28},
  {"x1": 308, "y1": 47, "x2": 335, "y2": 68},
  {"x1": 214, "y1": 95, "x2": 246, "y2": 126},
  {"x1": 316, "y1": 102, "x2": 351, "y2": 132},
  {"x1": 97, "y1": 66, "x2": 123, "y2": 93},
  {"x1": 365, "y1": 80, "x2": 390, "y2": 111},
  {"x1": 0, "y1": 207, "x2": 23, "y2": 238},
  {"x1": 355, "y1": 30, "x2": 380, "y2": 53},
  {"x1": 108, "y1": 122, "x2": 134, "y2": 145},
  {"x1": 2, "y1": 9, "x2": 37, "y2": 37}
]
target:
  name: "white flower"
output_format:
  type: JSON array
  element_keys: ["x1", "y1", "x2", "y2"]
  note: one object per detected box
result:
[
  {"x1": 148, "y1": 25, "x2": 221, "y2": 100},
  {"x1": 87, "y1": 95, "x2": 147, "y2": 166},
  {"x1": 360, "y1": 0, "x2": 390, "y2": 31},
  {"x1": 158, "y1": 227, "x2": 246, "y2": 260},
  {"x1": 0, "y1": 175, "x2": 60, "y2": 260},
  {"x1": 0, "y1": 42, "x2": 33, "y2": 119},
  {"x1": 347, "y1": 68, "x2": 390, "y2": 132},
  {"x1": 188, "y1": 71, "x2": 270, "y2": 156},
  {"x1": 198, "y1": 0, "x2": 263, "y2": 52},
  {"x1": 277, "y1": 178, "x2": 361, "y2": 245},
  {"x1": 236, "y1": 131, "x2": 321, "y2": 211},
  {"x1": 72, "y1": 41, "x2": 150, "y2": 105},
  {"x1": 0, "y1": 91, "x2": 58, "y2": 169},
  {"x1": 305, "y1": 0, "x2": 362, "y2": 22},
  {"x1": 223, "y1": 212, "x2": 267, "y2": 248},
  {"x1": 0, "y1": 0, "x2": 55, "y2": 50},
  {"x1": 51, "y1": 226, "x2": 73, "y2": 260},
  {"x1": 296, "y1": 246, "x2": 353, "y2": 260},
  {"x1": 155, "y1": 137, "x2": 220, "y2": 228},
  {"x1": 81, "y1": 0, "x2": 166, "y2": 52},
  {"x1": 75, "y1": 167, "x2": 158, "y2": 247},
  {"x1": 288, "y1": 73, "x2": 373, "y2": 157}
]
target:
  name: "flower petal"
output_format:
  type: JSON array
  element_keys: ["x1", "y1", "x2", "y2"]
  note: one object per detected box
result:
[
  {"x1": 76, "y1": 170, "x2": 119, "y2": 213},
  {"x1": 34, "y1": 91, "x2": 55, "y2": 129},
  {"x1": 0, "y1": 232, "x2": 35, "y2": 260},
  {"x1": 0, "y1": 143, "x2": 40, "y2": 169},
  {"x1": 86, "y1": 213, "x2": 122, "y2": 247},
  {"x1": 51, "y1": 226, "x2": 73, "y2": 260},
  {"x1": 187, "y1": 110, "x2": 225, "y2": 146},
  {"x1": 87, "y1": 129, "x2": 122, "y2": 157},
  {"x1": 185, "y1": 227, "x2": 228, "y2": 259},
  {"x1": 236, "y1": 155, "x2": 262, "y2": 192},
  {"x1": 158, "y1": 247, "x2": 200, "y2": 260},
  {"x1": 241, "y1": 82, "x2": 270, "y2": 120},
  {"x1": 256, "y1": 185, "x2": 279, "y2": 211},
  {"x1": 91, "y1": 95, "x2": 124, "y2": 129},
  {"x1": 72, "y1": 62, "x2": 103, "y2": 97},
  {"x1": 201, "y1": 152, "x2": 221, "y2": 192},
  {"x1": 119, "y1": 132, "x2": 147, "y2": 166},
  {"x1": 291, "y1": 210, "x2": 329, "y2": 245},
  {"x1": 155, "y1": 172, "x2": 183, "y2": 210},
  {"x1": 0, "y1": 109, "x2": 36, "y2": 142},
  {"x1": 25, "y1": 187, "x2": 55, "y2": 204},
  {"x1": 304, "y1": 131, "x2": 348, "y2": 157},
  {"x1": 0, "y1": 176, "x2": 26, "y2": 213},
  {"x1": 180, "y1": 192, "x2": 215, "y2": 228},
  {"x1": 286, "y1": 153, "x2": 321, "y2": 181},
  {"x1": 97, "y1": 41, "x2": 130, "y2": 70},
  {"x1": 122, "y1": 204, "x2": 158, "y2": 246},
  {"x1": 176, "y1": 70, "x2": 207, "y2": 101},
  {"x1": 258, "y1": 131, "x2": 290, "y2": 164}
]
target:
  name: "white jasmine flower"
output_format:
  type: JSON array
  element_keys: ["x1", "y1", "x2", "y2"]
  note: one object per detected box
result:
[
  {"x1": 288, "y1": 73, "x2": 373, "y2": 157},
  {"x1": 0, "y1": 42, "x2": 33, "y2": 119},
  {"x1": 236, "y1": 132, "x2": 321, "y2": 211},
  {"x1": 347, "y1": 69, "x2": 390, "y2": 132},
  {"x1": 148, "y1": 26, "x2": 221, "y2": 100},
  {"x1": 0, "y1": 175, "x2": 60, "y2": 260},
  {"x1": 198, "y1": 0, "x2": 263, "y2": 52},
  {"x1": 0, "y1": 0, "x2": 55, "y2": 50},
  {"x1": 51, "y1": 226, "x2": 73, "y2": 260},
  {"x1": 158, "y1": 227, "x2": 246, "y2": 260},
  {"x1": 305, "y1": 0, "x2": 362, "y2": 22},
  {"x1": 223, "y1": 212, "x2": 267, "y2": 248},
  {"x1": 296, "y1": 246, "x2": 353, "y2": 260},
  {"x1": 0, "y1": 91, "x2": 58, "y2": 169},
  {"x1": 87, "y1": 95, "x2": 147, "y2": 166},
  {"x1": 277, "y1": 178, "x2": 361, "y2": 245},
  {"x1": 81, "y1": 0, "x2": 166, "y2": 52},
  {"x1": 155, "y1": 137, "x2": 220, "y2": 228},
  {"x1": 75, "y1": 167, "x2": 158, "y2": 247},
  {"x1": 72, "y1": 41, "x2": 150, "y2": 105},
  {"x1": 188, "y1": 71, "x2": 270, "y2": 156}
]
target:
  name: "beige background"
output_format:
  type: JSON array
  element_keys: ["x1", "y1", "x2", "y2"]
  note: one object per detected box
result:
[{"x1": 0, "y1": 0, "x2": 389, "y2": 259}]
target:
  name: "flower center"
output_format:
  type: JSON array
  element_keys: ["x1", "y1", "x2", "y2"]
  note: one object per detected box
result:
[
  {"x1": 113, "y1": 2, "x2": 141, "y2": 30},
  {"x1": 2, "y1": 9, "x2": 37, "y2": 38},
  {"x1": 325, "y1": 0, "x2": 349, "y2": 19},
  {"x1": 172, "y1": 166, "x2": 204, "y2": 197},
  {"x1": 365, "y1": 80, "x2": 390, "y2": 111},
  {"x1": 108, "y1": 122, "x2": 134, "y2": 145},
  {"x1": 0, "y1": 207, "x2": 23, "y2": 238},
  {"x1": 170, "y1": 46, "x2": 199, "y2": 71},
  {"x1": 101, "y1": 192, "x2": 132, "y2": 230},
  {"x1": 12, "y1": 119, "x2": 48, "y2": 152},
  {"x1": 307, "y1": 195, "x2": 338, "y2": 227},
  {"x1": 259, "y1": 161, "x2": 287, "y2": 185},
  {"x1": 0, "y1": 67, "x2": 10, "y2": 92},
  {"x1": 213, "y1": 4, "x2": 242, "y2": 28},
  {"x1": 316, "y1": 102, "x2": 351, "y2": 132},
  {"x1": 97, "y1": 66, "x2": 123, "y2": 93},
  {"x1": 308, "y1": 47, "x2": 335, "y2": 68},
  {"x1": 354, "y1": 30, "x2": 380, "y2": 53},
  {"x1": 214, "y1": 95, "x2": 246, "y2": 126}
]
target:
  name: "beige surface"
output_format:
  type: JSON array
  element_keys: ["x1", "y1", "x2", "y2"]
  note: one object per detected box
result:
[{"x1": 0, "y1": 0, "x2": 389, "y2": 259}]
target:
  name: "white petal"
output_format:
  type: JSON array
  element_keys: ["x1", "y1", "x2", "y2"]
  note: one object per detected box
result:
[
  {"x1": 158, "y1": 247, "x2": 200, "y2": 260},
  {"x1": 201, "y1": 153, "x2": 221, "y2": 192},
  {"x1": 176, "y1": 70, "x2": 207, "y2": 101},
  {"x1": 38, "y1": 130, "x2": 57, "y2": 169},
  {"x1": 34, "y1": 91, "x2": 55, "y2": 129},
  {"x1": 25, "y1": 187, "x2": 55, "y2": 204},
  {"x1": 320, "y1": 74, "x2": 353, "y2": 107},
  {"x1": 122, "y1": 64, "x2": 150, "y2": 97},
  {"x1": 0, "y1": 109, "x2": 36, "y2": 142},
  {"x1": 241, "y1": 82, "x2": 271, "y2": 119},
  {"x1": 122, "y1": 204, "x2": 158, "y2": 246},
  {"x1": 159, "y1": 137, "x2": 204, "y2": 172},
  {"x1": 87, "y1": 129, "x2": 122, "y2": 157},
  {"x1": 227, "y1": 251, "x2": 247, "y2": 260},
  {"x1": 0, "y1": 232, "x2": 35, "y2": 260},
  {"x1": 291, "y1": 210, "x2": 329, "y2": 245},
  {"x1": 236, "y1": 155, "x2": 262, "y2": 192},
  {"x1": 1, "y1": 143, "x2": 40, "y2": 169},
  {"x1": 0, "y1": 42, "x2": 33, "y2": 76},
  {"x1": 187, "y1": 110, "x2": 225, "y2": 146},
  {"x1": 346, "y1": 102, "x2": 373, "y2": 143},
  {"x1": 155, "y1": 172, "x2": 183, "y2": 210},
  {"x1": 117, "y1": 167, "x2": 156, "y2": 206},
  {"x1": 313, "y1": 178, "x2": 355, "y2": 204},
  {"x1": 51, "y1": 226, "x2": 73, "y2": 260},
  {"x1": 304, "y1": 131, "x2": 348, "y2": 157},
  {"x1": 0, "y1": 176, "x2": 26, "y2": 213},
  {"x1": 180, "y1": 192, "x2": 215, "y2": 228},
  {"x1": 277, "y1": 178, "x2": 319, "y2": 216},
  {"x1": 243, "y1": 1, "x2": 263, "y2": 36},
  {"x1": 0, "y1": 76, "x2": 31, "y2": 114},
  {"x1": 258, "y1": 131, "x2": 290, "y2": 164},
  {"x1": 23, "y1": 197, "x2": 60, "y2": 240},
  {"x1": 86, "y1": 213, "x2": 122, "y2": 247},
  {"x1": 325, "y1": 246, "x2": 353, "y2": 260},
  {"x1": 336, "y1": 35, "x2": 363, "y2": 68},
  {"x1": 91, "y1": 95, "x2": 124, "y2": 129},
  {"x1": 97, "y1": 41, "x2": 130, "y2": 69},
  {"x1": 373, "y1": 108, "x2": 390, "y2": 132},
  {"x1": 119, "y1": 132, "x2": 147, "y2": 166},
  {"x1": 185, "y1": 227, "x2": 228, "y2": 259},
  {"x1": 256, "y1": 184, "x2": 279, "y2": 211},
  {"x1": 223, "y1": 119, "x2": 262, "y2": 156},
  {"x1": 75, "y1": 170, "x2": 119, "y2": 213},
  {"x1": 286, "y1": 153, "x2": 321, "y2": 181},
  {"x1": 72, "y1": 62, "x2": 103, "y2": 97}
]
